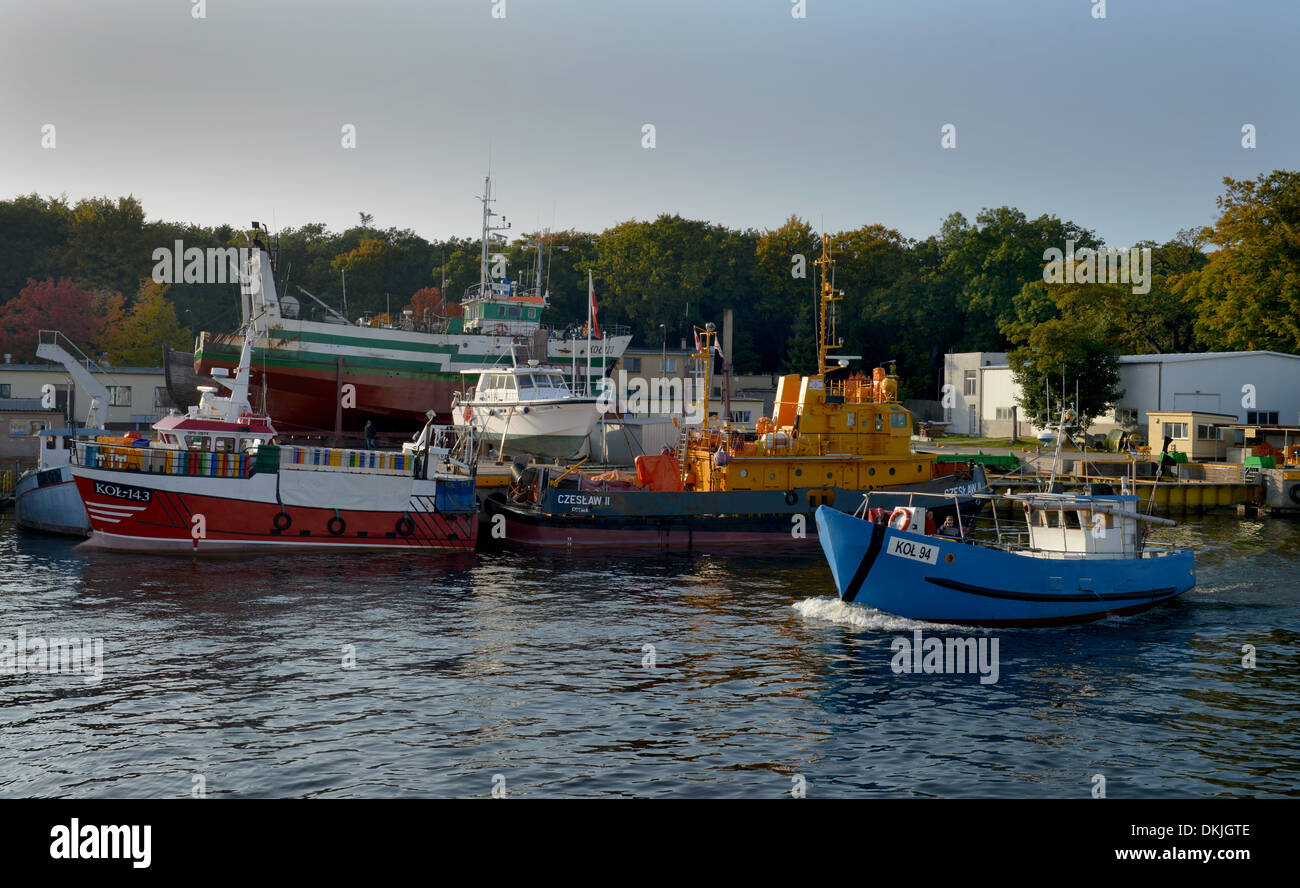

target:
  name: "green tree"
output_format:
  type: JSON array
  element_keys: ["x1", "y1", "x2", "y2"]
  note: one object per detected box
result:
[
  {"x1": 1006, "y1": 317, "x2": 1123, "y2": 428},
  {"x1": 939, "y1": 207, "x2": 1100, "y2": 351},
  {"x1": 1175, "y1": 170, "x2": 1300, "y2": 352},
  {"x1": 62, "y1": 195, "x2": 153, "y2": 297},
  {"x1": 0, "y1": 194, "x2": 71, "y2": 303},
  {"x1": 104, "y1": 280, "x2": 191, "y2": 366},
  {"x1": 782, "y1": 299, "x2": 815, "y2": 373}
]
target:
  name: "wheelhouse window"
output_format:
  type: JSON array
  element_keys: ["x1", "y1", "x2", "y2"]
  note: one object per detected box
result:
[
  {"x1": 213, "y1": 437, "x2": 237, "y2": 453},
  {"x1": 186, "y1": 435, "x2": 211, "y2": 451}
]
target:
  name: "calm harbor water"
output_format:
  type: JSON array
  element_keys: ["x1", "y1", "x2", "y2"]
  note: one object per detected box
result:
[{"x1": 1, "y1": 512, "x2": 1297, "y2": 798}]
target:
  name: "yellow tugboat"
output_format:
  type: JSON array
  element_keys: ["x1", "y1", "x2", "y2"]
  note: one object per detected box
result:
[{"x1": 491, "y1": 236, "x2": 987, "y2": 547}]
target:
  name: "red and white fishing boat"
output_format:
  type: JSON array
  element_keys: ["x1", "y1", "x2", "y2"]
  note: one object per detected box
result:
[{"x1": 70, "y1": 310, "x2": 479, "y2": 554}]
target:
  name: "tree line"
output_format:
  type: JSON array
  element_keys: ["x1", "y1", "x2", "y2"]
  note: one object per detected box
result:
[{"x1": 1, "y1": 170, "x2": 1296, "y2": 418}]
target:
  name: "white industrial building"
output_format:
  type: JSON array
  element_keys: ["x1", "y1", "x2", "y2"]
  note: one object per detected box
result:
[{"x1": 944, "y1": 350, "x2": 1300, "y2": 446}]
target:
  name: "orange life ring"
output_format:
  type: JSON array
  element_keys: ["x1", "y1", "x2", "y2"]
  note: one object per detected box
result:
[
  {"x1": 888, "y1": 507, "x2": 912, "y2": 532},
  {"x1": 495, "y1": 323, "x2": 509, "y2": 336}
]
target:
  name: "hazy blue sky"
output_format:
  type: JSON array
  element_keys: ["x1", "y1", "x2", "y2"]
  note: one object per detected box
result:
[{"x1": 3, "y1": 0, "x2": 1296, "y2": 247}]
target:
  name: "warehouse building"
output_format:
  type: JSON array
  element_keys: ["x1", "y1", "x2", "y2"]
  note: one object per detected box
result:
[{"x1": 943, "y1": 351, "x2": 1300, "y2": 458}]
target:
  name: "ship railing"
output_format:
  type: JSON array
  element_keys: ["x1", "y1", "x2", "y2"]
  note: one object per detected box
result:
[
  {"x1": 552, "y1": 323, "x2": 631, "y2": 340},
  {"x1": 73, "y1": 442, "x2": 258, "y2": 479},
  {"x1": 852, "y1": 487, "x2": 1176, "y2": 557},
  {"x1": 826, "y1": 378, "x2": 896, "y2": 404},
  {"x1": 275, "y1": 444, "x2": 414, "y2": 476}
]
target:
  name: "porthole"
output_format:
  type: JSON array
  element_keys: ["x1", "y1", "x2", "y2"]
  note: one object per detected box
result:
[
  {"x1": 794, "y1": 468, "x2": 802, "y2": 477},
  {"x1": 945, "y1": 553, "x2": 955, "y2": 564},
  {"x1": 889, "y1": 467, "x2": 895, "y2": 475},
  {"x1": 740, "y1": 468, "x2": 748, "y2": 478},
  {"x1": 868, "y1": 468, "x2": 875, "y2": 476}
]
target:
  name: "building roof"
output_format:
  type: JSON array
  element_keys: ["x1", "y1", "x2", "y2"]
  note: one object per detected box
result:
[
  {"x1": 1225, "y1": 424, "x2": 1300, "y2": 432},
  {"x1": 1147, "y1": 410, "x2": 1239, "y2": 420},
  {"x1": 622, "y1": 346, "x2": 694, "y2": 357},
  {"x1": 1118, "y1": 351, "x2": 1300, "y2": 364},
  {"x1": 0, "y1": 363, "x2": 164, "y2": 374},
  {"x1": 0, "y1": 398, "x2": 62, "y2": 412}
]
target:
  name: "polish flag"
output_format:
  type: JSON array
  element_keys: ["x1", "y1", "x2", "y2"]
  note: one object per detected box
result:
[{"x1": 588, "y1": 270, "x2": 601, "y2": 339}]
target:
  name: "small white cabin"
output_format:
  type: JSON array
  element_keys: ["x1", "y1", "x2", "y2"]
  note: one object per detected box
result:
[
  {"x1": 463, "y1": 365, "x2": 576, "y2": 405},
  {"x1": 1023, "y1": 493, "x2": 1143, "y2": 555}
]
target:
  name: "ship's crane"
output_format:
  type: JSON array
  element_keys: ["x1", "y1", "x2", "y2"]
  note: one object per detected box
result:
[{"x1": 35, "y1": 330, "x2": 116, "y2": 429}]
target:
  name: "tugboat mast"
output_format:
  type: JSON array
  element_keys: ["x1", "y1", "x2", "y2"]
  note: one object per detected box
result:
[{"x1": 814, "y1": 234, "x2": 843, "y2": 376}]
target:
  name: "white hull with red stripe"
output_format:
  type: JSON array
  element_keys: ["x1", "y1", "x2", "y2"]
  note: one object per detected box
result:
[{"x1": 71, "y1": 464, "x2": 477, "y2": 553}]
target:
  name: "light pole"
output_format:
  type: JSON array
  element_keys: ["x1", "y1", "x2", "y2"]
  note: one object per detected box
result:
[{"x1": 659, "y1": 324, "x2": 667, "y2": 416}]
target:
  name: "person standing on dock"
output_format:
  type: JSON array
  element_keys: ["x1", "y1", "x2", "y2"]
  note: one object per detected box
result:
[{"x1": 364, "y1": 420, "x2": 377, "y2": 450}]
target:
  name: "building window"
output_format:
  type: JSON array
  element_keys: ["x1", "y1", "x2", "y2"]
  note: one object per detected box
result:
[
  {"x1": 10, "y1": 421, "x2": 27, "y2": 436},
  {"x1": 108, "y1": 386, "x2": 132, "y2": 407},
  {"x1": 659, "y1": 358, "x2": 676, "y2": 374},
  {"x1": 1197, "y1": 424, "x2": 1221, "y2": 441},
  {"x1": 1162, "y1": 422, "x2": 1188, "y2": 440},
  {"x1": 154, "y1": 386, "x2": 175, "y2": 412},
  {"x1": 963, "y1": 370, "x2": 977, "y2": 397},
  {"x1": 995, "y1": 407, "x2": 1015, "y2": 421},
  {"x1": 0, "y1": 384, "x2": 9, "y2": 398},
  {"x1": 730, "y1": 411, "x2": 751, "y2": 424},
  {"x1": 30, "y1": 420, "x2": 47, "y2": 435},
  {"x1": 1114, "y1": 407, "x2": 1138, "y2": 426},
  {"x1": 624, "y1": 357, "x2": 641, "y2": 373},
  {"x1": 1246, "y1": 410, "x2": 1279, "y2": 426}
]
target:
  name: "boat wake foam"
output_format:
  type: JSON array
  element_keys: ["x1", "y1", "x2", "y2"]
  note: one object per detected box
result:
[{"x1": 792, "y1": 597, "x2": 982, "y2": 633}]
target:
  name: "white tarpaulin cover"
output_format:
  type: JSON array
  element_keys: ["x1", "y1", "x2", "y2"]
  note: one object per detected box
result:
[{"x1": 279, "y1": 468, "x2": 412, "y2": 511}]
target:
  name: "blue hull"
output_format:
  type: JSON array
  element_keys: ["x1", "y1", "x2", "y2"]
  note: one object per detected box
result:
[
  {"x1": 814, "y1": 506, "x2": 1195, "y2": 627},
  {"x1": 14, "y1": 465, "x2": 90, "y2": 536}
]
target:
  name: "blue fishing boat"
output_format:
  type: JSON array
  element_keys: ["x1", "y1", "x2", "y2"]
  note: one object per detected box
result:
[{"x1": 814, "y1": 488, "x2": 1196, "y2": 627}]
